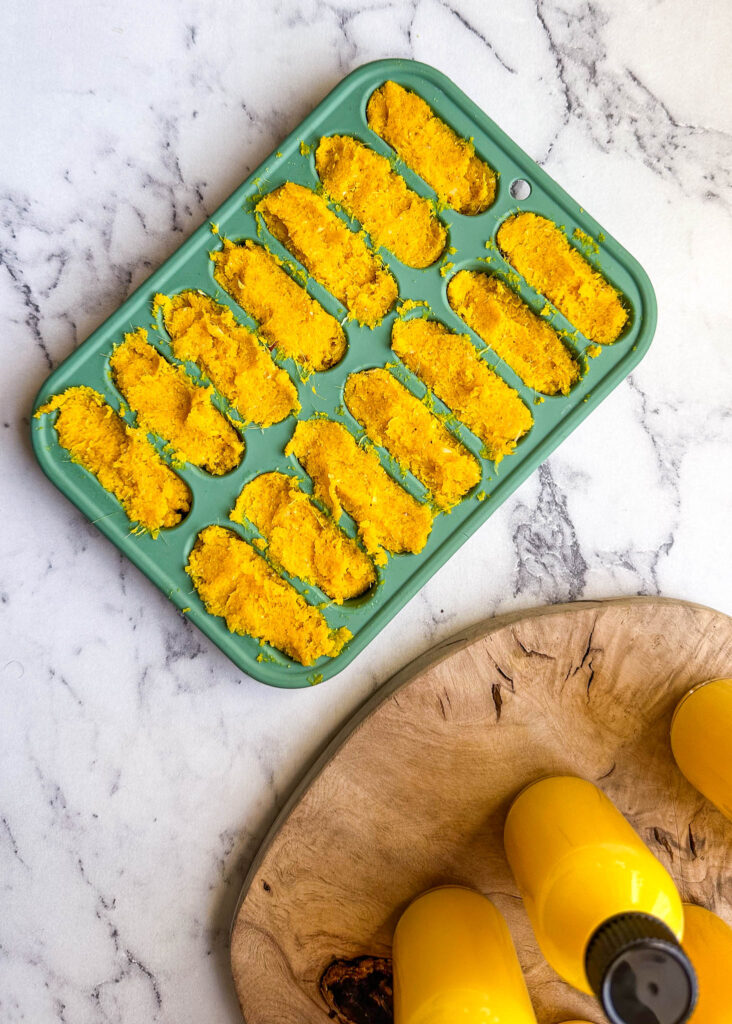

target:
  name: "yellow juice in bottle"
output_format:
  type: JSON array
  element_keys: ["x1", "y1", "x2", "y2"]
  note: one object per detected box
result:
[
  {"x1": 504, "y1": 776, "x2": 696, "y2": 1023},
  {"x1": 682, "y1": 904, "x2": 732, "y2": 1023},
  {"x1": 671, "y1": 678, "x2": 732, "y2": 821},
  {"x1": 392, "y1": 885, "x2": 537, "y2": 1024}
]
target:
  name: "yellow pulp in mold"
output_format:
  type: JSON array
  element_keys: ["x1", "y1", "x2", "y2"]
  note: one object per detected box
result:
[
  {"x1": 285, "y1": 419, "x2": 433, "y2": 564},
  {"x1": 447, "y1": 271, "x2": 581, "y2": 396},
  {"x1": 496, "y1": 213, "x2": 628, "y2": 344},
  {"x1": 36, "y1": 386, "x2": 190, "y2": 534},
  {"x1": 186, "y1": 525, "x2": 350, "y2": 666},
  {"x1": 315, "y1": 135, "x2": 446, "y2": 268},
  {"x1": 391, "y1": 318, "x2": 533, "y2": 463},
  {"x1": 211, "y1": 239, "x2": 346, "y2": 372},
  {"x1": 257, "y1": 183, "x2": 398, "y2": 327},
  {"x1": 109, "y1": 329, "x2": 243, "y2": 475},
  {"x1": 230, "y1": 472, "x2": 376, "y2": 603},
  {"x1": 366, "y1": 80, "x2": 496, "y2": 216},
  {"x1": 155, "y1": 291, "x2": 298, "y2": 427},
  {"x1": 344, "y1": 368, "x2": 480, "y2": 510}
]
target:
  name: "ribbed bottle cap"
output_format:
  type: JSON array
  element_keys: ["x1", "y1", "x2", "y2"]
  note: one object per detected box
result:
[{"x1": 585, "y1": 913, "x2": 697, "y2": 1024}]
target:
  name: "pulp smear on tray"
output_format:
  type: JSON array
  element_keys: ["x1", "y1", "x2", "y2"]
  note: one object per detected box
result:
[
  {"x1": 257, "y1": 183, "x2": 398, "y2": 327},
  {"x1": 447, "y1": 271, "x2": 581, "y2": 395},
  {"x1": 391, "y1": 318, "x2": 534, "y2": 464},
  {"x1": 211, "y1": 238, "x2": 347, "y2": 372},
  {"x1": 155, "y1": 290, "x2": 299, "y2": 426},
  {"x1": 230, "y1": 472, "x2": 376, "y2": 604},
  {"x1": 344, "y1": 368, "x2": 481, "y2": 510},
  {"x1": 110, "y1": 328, "x2": 243, "y2": 475},
  {"x1": 186, "y1": 525, "x2": 350, "y2": 666},
  {"x1": 286, "y1": 419, "x2": 433, "y2": 565},
  {"x1": 366, "y1": 80, "x2": 497, "y2": 215},
  {"x1": 496, "y1": 213, "x2": 628, "y2": 345},
  {"x1": 315, "y1": 135, "x2": 446, "y2": 268},
  {"x1": 35, "y1": 386, "x2": 191, "y2": 534}
]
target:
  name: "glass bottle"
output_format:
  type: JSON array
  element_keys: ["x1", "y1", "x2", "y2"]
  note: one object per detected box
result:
[
  {"x1": 671, "y1": 678, "x2": 732, "y2": 821},
  {"x1": 504, "y1": 776, "x2": 696, "y2": 1024},
  {"x1": 682, "y1": 903, "x2": 732, "y2": 1023},
  {"x1": 392, "y1": 885, "x2": 537, "y2": 1024}
]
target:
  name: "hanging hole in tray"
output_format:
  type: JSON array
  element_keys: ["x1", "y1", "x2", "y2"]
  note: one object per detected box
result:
[{"x1": 509, "y1": 178, "x2": 532, "y2": 201}]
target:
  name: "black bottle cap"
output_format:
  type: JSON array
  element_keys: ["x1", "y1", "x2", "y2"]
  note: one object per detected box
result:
[{"x1": 585, "y1": 913, "x2": 697, "y2": 1024}]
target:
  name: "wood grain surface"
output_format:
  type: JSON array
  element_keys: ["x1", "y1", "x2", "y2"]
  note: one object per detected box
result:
[{"x1": 231, "y1": 598, "x2": 732, "y2": 1023}]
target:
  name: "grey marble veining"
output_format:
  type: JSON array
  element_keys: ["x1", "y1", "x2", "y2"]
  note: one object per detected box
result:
[{"x1": 1, "y1": 1, "x2": 731, "y2": 1021}]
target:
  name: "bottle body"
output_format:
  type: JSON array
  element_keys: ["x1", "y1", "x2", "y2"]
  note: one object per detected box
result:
[
  {"x1": 504, "y1": 776, "x2": 684, "y2": 994},
  {"x1": 682, "y1": 904, "x2": 732, "y2": 1023},
  {"x1": 671, "y1": 678, "x2": 732, "y2": 821},
  {"x1": 392, "y1": 885, "x2": 536, "y2": 1024}
]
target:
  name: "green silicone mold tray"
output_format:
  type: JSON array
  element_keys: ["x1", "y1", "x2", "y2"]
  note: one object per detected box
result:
[{"x1": 32, "y1": 59, "x2": 657, "y2": 688}]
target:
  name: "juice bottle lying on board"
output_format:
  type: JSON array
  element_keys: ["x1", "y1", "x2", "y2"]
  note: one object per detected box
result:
[
  {"x1": 682, "y1": 904, "x2": 732, "y2": 1024},
  {"x1": 671, "y1": 678, "x2": 732, "y2": 821},
  {"x1": 392, "y1": 885, "x2": 537, "y2": 1024},
  {"x1": 504, "y1": 776, "x2": 697, "y2": 1024}
]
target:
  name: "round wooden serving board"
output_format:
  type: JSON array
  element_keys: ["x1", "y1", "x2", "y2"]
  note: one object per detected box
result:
[{"x1": 231, "y1": 598, "x2": 732, "y2": 1023}]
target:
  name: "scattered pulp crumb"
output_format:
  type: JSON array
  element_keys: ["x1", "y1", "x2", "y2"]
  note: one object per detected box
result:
[
  {"x1": 572, "y1": 227, "x2": 599, "y2": 254},
  {"x1": 447, "y1": 271, "x2": 581, "y2": 395},
  {"x1": 110, "y1": 328, "x2": 243, "y2": 475},
  {"x1": 391, "y1": 318, "x2": 533, "y2": 463},
  {"x1": 315, "y1": 135, "x2": 446, "y2": 268},
  {"x1": 344, "y1": 368, "x2": 480, "y2": 509},
  {"x1": 496, "y1": 213, "x2": 628, "y2": 344},
  {"x1": 211, "y1": 239, "x2": 346, "y2": 372},
  {"x1": 366, "y1": 80, "x2": 496, "y2": 215},
  {"x1": 155, "y1": 290, "x2": 298, "y2": 427},
  {"x1": 285, "y1": 419, "x2": 433, "y2": 564},
  {"x1": 587, "y1": 344, "x2": 602, "y2": 358},
  {"x1": 257, "y1": 183, "x2": 398, "y2": 327},
  {"x1": 230, "y1": 471, "x2": 376, "y2": 603},
  {"x1": 186, "y1": 525, "x2": 350, "y2": 666},
  {"x1": 36, "y1": 386, "x2": 190, "y2": 534},
  {"x1": 397, "y1": 298, "x2": 429, "y2": 315}
]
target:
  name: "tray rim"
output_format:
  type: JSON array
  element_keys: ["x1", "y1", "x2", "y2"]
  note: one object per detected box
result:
[{"x1": 31, "y1": 58, "x2": 658, "y2": 689}]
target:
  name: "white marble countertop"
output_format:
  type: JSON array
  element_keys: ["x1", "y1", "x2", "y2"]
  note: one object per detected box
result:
[{"x1": 2, "y1": 1, "x2": 731, "y2": 1020}]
